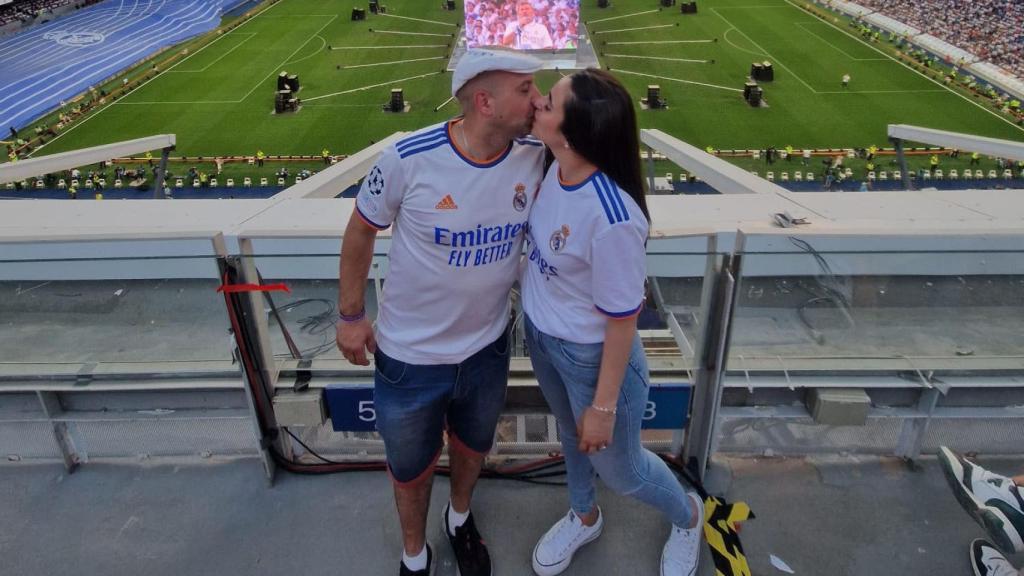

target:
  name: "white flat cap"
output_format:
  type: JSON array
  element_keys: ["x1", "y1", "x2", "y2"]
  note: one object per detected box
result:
[{"x1": 451, "y1": 48, "x2": 543, "y2": 97}]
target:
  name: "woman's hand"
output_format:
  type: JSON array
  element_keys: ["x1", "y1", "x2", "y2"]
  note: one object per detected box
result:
[{"x1": 578, "y1": 407, "x2": 616, "y2": 454}]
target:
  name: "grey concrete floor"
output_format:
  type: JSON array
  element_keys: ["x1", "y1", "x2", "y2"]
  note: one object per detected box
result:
[{"x1": 2, "y1": 454, "x2": 1022, "y2": 576}]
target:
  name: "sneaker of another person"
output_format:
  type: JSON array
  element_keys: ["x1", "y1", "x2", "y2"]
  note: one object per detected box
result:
[
  {"x1": 970, "y1": 539, "x2": 1019, "y2": 576},
  {"x1": 532, "y1": 508, "x2": 604, "y2": 576},
  {"x1": 444, "y1": 503, "x2": 491, "y2": 576},
  {"x1": 661, "y1": 493, "x2": 704, "y2": 576},
  {"x1": 939, "y1": 446, "x2": 1024, "y2": 553}
]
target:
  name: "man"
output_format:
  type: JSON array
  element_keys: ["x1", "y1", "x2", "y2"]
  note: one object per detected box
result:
[
  {"x1": 503, "y1": 0, "x2": 553, "y2": 50},
  {"x1": 336, "y1": 48, "x2": 545, "y2": 576}
]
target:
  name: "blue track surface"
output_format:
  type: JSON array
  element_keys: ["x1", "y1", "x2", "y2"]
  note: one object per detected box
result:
[{"x1": 0, "y1": 0, "x2": 225, "y2": 131}]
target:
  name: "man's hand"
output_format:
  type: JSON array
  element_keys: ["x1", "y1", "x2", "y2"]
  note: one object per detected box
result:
[{"x1": 336, "y1": 317, "x2": 377, "y2": 365}]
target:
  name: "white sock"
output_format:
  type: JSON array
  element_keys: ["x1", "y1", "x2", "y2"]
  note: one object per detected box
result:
[
  {"x1": 402, "y1": 545, "x2": 428, "y2": 571},
  {"x1": 447, "y1": 502, "x2": 469, "y2": 535}
]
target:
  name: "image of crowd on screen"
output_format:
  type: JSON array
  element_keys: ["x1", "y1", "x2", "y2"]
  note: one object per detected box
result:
[{"x1": 464, "y1": 0, "x2": 580, "y2": 50}]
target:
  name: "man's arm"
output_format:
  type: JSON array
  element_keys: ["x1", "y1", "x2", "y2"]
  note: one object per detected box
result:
[{"x1": 336, "y1": 212, "x2": 379, "y2": 365}]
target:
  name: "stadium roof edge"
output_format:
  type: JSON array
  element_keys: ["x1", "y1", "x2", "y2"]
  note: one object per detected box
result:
[
  {"x1": 0, "y1": 135, "x2": 176, "y2": 185},
  {"x1": 888, "y1": 125, "x2": 1024, "y2": 162},
  {"x1": 640, "y1": 129, "x2": 788, "y2": 196}
]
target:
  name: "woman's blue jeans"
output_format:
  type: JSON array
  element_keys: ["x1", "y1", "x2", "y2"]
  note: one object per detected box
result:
[{"x1": 524, "y1": 314, "x2": 693, "y2": 527}]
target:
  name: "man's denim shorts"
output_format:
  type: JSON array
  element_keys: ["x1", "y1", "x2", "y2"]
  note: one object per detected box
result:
[{"x1": 373, "y1": 327, "x2": 510, "y2": 484}]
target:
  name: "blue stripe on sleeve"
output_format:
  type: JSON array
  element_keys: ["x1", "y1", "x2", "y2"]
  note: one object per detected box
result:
[
  {"x1": 356, "y1": 205, "x2": 389, "y2": 230},
  {"x1": 592, "y1": 178, "x2": 616, "y2": 225},
  {"x1": 594, "y1": 175, "x2": 623, "y2": 224},
  {"x1": 601, "y1": 174, "x2": 630, "y2": 222},
  {"x1": 399, "y1": 139, "x2": 449, "y2": 159},
  {"x1": 396, "y1": 126, "x2": 447, "y2": 152},
  {"x1": 595, "y1": 303, "x2": 643, "y2": 318}
]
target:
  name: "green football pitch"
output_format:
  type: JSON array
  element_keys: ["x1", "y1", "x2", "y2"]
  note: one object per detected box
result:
[{"x1": 33, "y1": 0, "x2": 1024, "y2": 159}]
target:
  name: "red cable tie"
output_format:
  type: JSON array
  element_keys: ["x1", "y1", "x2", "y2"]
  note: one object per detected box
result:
[{"x1": 216, "y1": 283, "x2": 291, "y2": 294}]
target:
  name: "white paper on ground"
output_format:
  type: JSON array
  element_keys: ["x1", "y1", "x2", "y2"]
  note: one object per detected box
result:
[{"x1": 770, "y1": 554, "x2": 795, "y2": 574}]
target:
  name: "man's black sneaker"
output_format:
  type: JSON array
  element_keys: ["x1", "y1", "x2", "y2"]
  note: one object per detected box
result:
[
  {"x1": 444, "y1": 504, "x2": 492, "y2": 576},
  {"x1": 399, "y1": 544, "x2": 434, "y2": 576}
]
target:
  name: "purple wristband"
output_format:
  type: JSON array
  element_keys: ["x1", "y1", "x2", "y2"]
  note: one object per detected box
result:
[{"x1": 338, "y1": 308, "x2": 366, "y2": 323}]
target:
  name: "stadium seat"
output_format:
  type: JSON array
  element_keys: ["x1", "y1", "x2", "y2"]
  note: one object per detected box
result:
[
  {"x1": 175, "y1": 179, "x2": 183, "y2": 188},
  {"x1": 210, "y1": 178, "x2": 218, "y2": 187},
  {"x1": 868, "y1": 171, "x2": 876, "y2": 181},
  {"x1": 114, "y1": 179, "x2": 123, "y2": 188},
  {"x1": 974, "y1": 169, "x2": 984, "y2": 179},
  {"x1": 72, "y1": 179, "x2": 80, "y2": 188},
  {"x1": 846, "y1": 150, "x2": 855, "y2": 158},
  {"x1": 4, "y1": 182, "x2": 12, "y2": 190},
  {"x1": 295, "y1": 177, "x2": 303, "y2": 184},
  {"x1": 248, "y1": 158, "x2": 255, "y2": 165},
  {"x1": 934, "y1": 169, "x2": 943, "y2": 179},
  {"x1": 85, "y1": 179, "x2": 94, "y2": 189},
  {"x1": 780, "y1": 172, "x2": 789, "y2": 182},
  {"x1": 806, "y1": 172, "x2": 814, "y2": 181},
  {"x1": 1004, "y1": 169, "x2": 1013, "y2": 179},
  {"x1": 665, "y1": 172, "x2": 673, "y2": 182},
  {"x1": 260, "y1": 177, "x2": 269, "y2": 186},
  {"x1": 679, "y1": 172, "x2": 688, "y2": 181},
  {"x1": 277, "y1": 177, "x2": 286, "y2": 186},
  {"x1": 750, "y1": 171, "x2": 758, "y2": 177},
  {"x1": 879, "y1": 171, "x2": 888, "y2": 181},
  {"x1": 35, "y1": 180, "x2": 44, "y2": 189},
  {"x1": 243, "y1": 177, "x2": 252, "y2": 187},
  {"x1": 794, "y1": 171, "x2": 803, "y2": 181},
  {"x1": 779, "y1": 151, "x2": 788, "y2": 161},
  {"x1": 226, "y1": 179, "x2": 235, "y2": 188},
  {"x1": 767, "y1": 172, "x2": 774, "y2": 181},
  {"x1": 843, "y1": 167, "x2": 852, "y2": 178},
  {"x1": 893, "y1": 170, "x2": 902, "y2": 180},
  {"x1": 948, "y1": 169, "x2": 958, "y2": 180},
  {"x1": 961, "y1": 169, "x2": 972, "y2": 180},
  {"x1": 921, "y1": 171, "x2": 930, "y2": 180},
  {"x1": 98, "y1": 179, "x2": 106, "y2": 188},
  {"x1": 752, "y1": 150, "x2": 760, "y2": 159},
  {"x1": 57, "y1": 179, "x2": 66, "y2": 189},
  {"x1": 193, "y1": 179, "x2": 200, "y2": 188},
  {"x1": 988, "y1": 169, "x2": 998, "y2": 179}
]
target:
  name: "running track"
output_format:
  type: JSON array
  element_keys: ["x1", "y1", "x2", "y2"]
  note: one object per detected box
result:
[{"x1": 0, "y1": 0, "x2": 238, "y2": 131}]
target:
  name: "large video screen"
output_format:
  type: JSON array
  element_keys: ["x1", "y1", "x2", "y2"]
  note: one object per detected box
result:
[{"x1": 464, "y1": 0, "x2": 580, "y2": 50}]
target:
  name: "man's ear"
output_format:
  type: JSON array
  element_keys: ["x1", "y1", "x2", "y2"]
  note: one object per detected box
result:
[{"x1": 473, "y1": 89, "x2": 494, "y2": 117}]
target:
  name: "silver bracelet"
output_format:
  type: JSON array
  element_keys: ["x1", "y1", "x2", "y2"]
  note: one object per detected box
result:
[{"x1": 590, "y1": 404, "x2": 617, "y2": 415}]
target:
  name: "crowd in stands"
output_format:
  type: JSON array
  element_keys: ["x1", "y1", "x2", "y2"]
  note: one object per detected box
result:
[
  {"x1": 857, "y1": 0, "x2": 1024, "y2": 78},
  {"x1": 0, "y1": 0, "x2": 101, "y2": 28}
]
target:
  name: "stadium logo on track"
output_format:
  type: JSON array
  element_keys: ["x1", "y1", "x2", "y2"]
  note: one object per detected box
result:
[{"x1": 44, "y1": 30, "x2": 106, "y2": 47}]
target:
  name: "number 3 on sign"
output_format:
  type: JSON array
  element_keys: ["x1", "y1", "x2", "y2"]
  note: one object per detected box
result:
[{"x1": 358, "y1": 400, "x2": 376, "y2": 422}]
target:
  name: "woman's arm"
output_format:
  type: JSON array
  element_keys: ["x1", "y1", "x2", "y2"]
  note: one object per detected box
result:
[{"x1": 577, "y1": 314, "x2": 637, "y2": 454}]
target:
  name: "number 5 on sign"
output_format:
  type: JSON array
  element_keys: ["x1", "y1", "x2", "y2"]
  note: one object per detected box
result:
[{"x1": 325, "y1": 385, "x2": 377, "y2": 432}]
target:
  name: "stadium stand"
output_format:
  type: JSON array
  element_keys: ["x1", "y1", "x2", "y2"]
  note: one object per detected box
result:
[
  {"x1": 858, "y1": 0, "x2": 1024, "y2": 78},
  {"x1": 0, "y1": 0, "x2": 223, "y2": 130}
]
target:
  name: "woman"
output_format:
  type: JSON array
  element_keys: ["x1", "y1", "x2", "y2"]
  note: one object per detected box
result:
[{"x1": 521, "y1": 68, "x2": 703, "y2": 576}]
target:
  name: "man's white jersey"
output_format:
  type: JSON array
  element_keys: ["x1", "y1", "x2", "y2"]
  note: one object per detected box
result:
[
  {"x1": 355, "y1": 120, "x2": 545, "y2": 364},
  {"x1": 521, "y1": 161, "x2": 649, "y2": 344},
  {"x1": 514, "y1": 21, "x2": 553, "y2": 49}
]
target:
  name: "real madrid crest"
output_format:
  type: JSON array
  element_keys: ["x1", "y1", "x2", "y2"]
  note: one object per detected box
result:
[
  {"x1": 549, "y1": 225, "x2": 570, "y2": 252},
  {"x1": 513, "y1": 183, "x2": 528, "y2": 212}
]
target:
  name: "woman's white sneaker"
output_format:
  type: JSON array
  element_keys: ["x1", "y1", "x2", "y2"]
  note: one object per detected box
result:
[
  {"x1": 661, "y1": 493, "x2": 704, "y2": 576},
  {"x1": 532, "y1": 508, "x2": 603, "y2": 576}
]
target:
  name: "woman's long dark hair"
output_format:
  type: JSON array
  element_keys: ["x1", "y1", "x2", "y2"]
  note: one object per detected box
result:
[{"x1": 561, "y1": 68, "x2": 650, "y2": 222}]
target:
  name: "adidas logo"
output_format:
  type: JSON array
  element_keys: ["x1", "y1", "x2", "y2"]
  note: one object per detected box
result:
[{"x1": 435, "y1": 194, "x2": 458, "y2": 210}]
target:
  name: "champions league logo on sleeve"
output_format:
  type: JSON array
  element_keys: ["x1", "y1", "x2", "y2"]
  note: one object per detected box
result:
[
  {"x1": 44, "y1": 31, "x2": 106, "y2": 47},
  {"x1": 366, "y1": 166, "x2": 385, "y2": 196}
]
